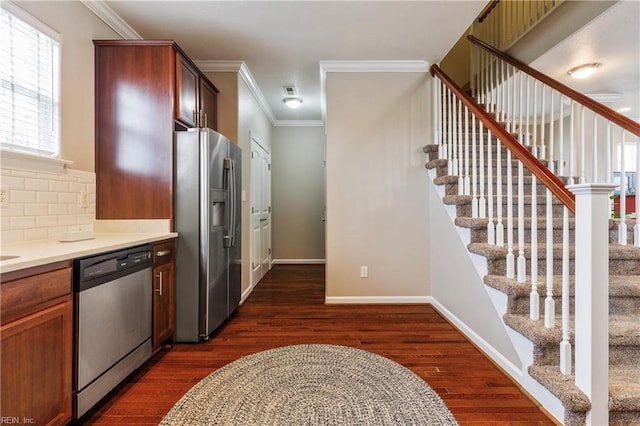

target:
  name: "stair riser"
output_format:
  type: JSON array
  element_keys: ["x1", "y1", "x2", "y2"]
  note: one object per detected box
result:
[
  {"x1": 509, "y1": 295, "x2": 640, "y2": 317},
  {"x1": 455, "y1": 202, "x2": 567, "y2": 219},
  {"x1": 444, "y1": 181, "x2": 554, "y2": 197},
  {"x1": 484, "y1": 258, "x2": 640, "y2": 276},
  {"x1": 533, "y1": 345, "x2": 640, "y2": 367},
  {"x1": 468, "y1": 226, "x2": 631, "y2": 245}
]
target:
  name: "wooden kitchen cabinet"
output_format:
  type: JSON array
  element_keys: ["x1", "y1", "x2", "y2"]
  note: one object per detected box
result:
[
  {"x1": 152, "y1": 239, "x2": 176, "y2": 350},
  {"x1": 200, "y1": 78, "x2": 218, "y2": 130},
  {"x1": 94, "y1": 40, "x2": 218, "y2": 223},
  {"x1": 176, "y1": 52, "x2": 199, "y2": 128},
  {"x1": 0, "y1": 261, "x2": 73, "y2": 426}
]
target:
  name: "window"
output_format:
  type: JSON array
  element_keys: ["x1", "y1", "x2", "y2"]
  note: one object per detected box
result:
[{"x1": 1, "y1": 3, "x2": 60, "y2": 157}]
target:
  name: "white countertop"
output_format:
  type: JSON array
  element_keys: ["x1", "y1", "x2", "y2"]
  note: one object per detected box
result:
[{"x1": 0, "y1": 232, "x2": 177, "y2": 274}]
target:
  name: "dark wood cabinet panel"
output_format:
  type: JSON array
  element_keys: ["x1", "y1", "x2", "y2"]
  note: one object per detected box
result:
[
  {"x1": 152, "y1": 239, "x2": 175, "y2": 349},
  {"x1": 200, "y1": 78, "x2": 218, "y2": 130},
  {"x1": 94, "y1": 40, "x2": 219, "y2": 224},
  {"x1": 1, "y1": 266, "x2": 73, "y2": 426},
  {"x1": 176, "y1": 53, "x2": 199, "y2": 128},
  {"x1": 94, "y1": 41, "x2": 175, "y2": 221}
]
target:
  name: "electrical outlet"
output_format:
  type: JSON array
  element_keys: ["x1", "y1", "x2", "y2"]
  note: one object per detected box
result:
[
  {"x1": 0, "y1": 189, "x2": 7, "y2": 208},
  {"x1": 360, "y1": 266, "x2": 368, "y2": 278}
]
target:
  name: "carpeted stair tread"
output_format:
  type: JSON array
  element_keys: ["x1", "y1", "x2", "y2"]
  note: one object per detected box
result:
[
  {"x1": 528, "y1": 365, "x2": 640, "y2": 413},
  {"x1": 457, "y1": 217, "x2": 636, "y2": 230},
  {"x1": 443, "y1": 194, "x2": 565, "y2": 207},
  {"x1": 483, "y1": 274, "x2": 640, "y2": 298},
  {"x1": 468, "y1": 242, "x2": 640, "y2": 260},
  {"x1": 528, "y1": 365, "x2": 590, "y2": 412},
  {"x1": 502, "y1": 313, "x2": 640, "y2": 347}
]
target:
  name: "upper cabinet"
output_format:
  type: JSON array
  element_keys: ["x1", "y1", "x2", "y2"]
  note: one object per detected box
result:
[
  {"x1": 94, "y1": 40, "x2": 219, "y2": 224},
  {"x1": 176, "y1": 51, "x2": 217, "y2": 129}
]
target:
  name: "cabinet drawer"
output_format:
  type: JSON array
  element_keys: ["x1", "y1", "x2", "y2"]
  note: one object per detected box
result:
[
  {"x1": 153, "y1": 239, "x2": 176, "y2": 265},
  {"x1": 1, "y1": 264, "x2": 72, "y2": 325}
]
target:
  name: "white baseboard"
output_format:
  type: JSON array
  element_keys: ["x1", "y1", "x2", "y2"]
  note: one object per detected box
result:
[
  {"x1": 240, "y1": 284, "x2": 255, "y2": 305},
  {"x1": 272, "y1": 258, "x2": 326, "y2": 264},
  {"x1": 428, "y1": 297, "x2": 524, "y2": 380},
  {"x1": 325, "y1": 295, "x2": 431, "y2": 304}
]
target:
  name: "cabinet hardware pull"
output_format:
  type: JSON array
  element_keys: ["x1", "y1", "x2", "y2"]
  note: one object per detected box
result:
[
  {"x1": 156, "y1": 249, "x2": 171, "y2": 257},
  {"x1": 156, "y1": 272, "x2": 163, "y2": 296}
]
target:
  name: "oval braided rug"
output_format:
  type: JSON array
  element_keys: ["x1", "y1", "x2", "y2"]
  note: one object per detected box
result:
[{"x1": 161, "y1": 344, "x2": 458, "y2": 425}]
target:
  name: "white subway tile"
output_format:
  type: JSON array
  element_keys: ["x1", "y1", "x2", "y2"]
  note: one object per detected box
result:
[
  {"x1": 25, "y1": 204, "x2": 49, "y2": 216},
  {"x1": 49, "y1": 180, "x2": 69, "y2": 192},
  {"x1": 11, "y1": 189, "x2": 37, "y2": 203},
  {"x1": 36, "y1": 215, "x2": 58, "y2": 227},
  {"x1": 69, "y1": 182, "x2": 85, "y2": 193},
  {"x1": 0, "y1": 203, "x2": 25, "y2": 217},
  {"x1": 1, "y1": 168, "x2": 12, "y2": 176},
  {"x1": 59, "y1": 175, "x2": 78, "y2": 182},
  {"x1": 58, "y1": 192, "x2": 78, "y2": 204},
  {"x1": 1, "y1": 229, "x2": 24, "y2": 243},
  {"x1": 59, "y1": 215, "x2": 77, "y2": 225},
  {"x1": 11, "y1": 170, "x2": 37, "y2": 178},
  {"x1": 25, "y1": 178, "x2": 50, "y2": 191},
  {"x1": 47, "y1": 226, "x2": 66, "y2": 240},
  {"x1": 1, "y1": 176, "x2": 25, "y2": 190},
  {"x1": 1, "y1": 215, "x2": 10, "y2": 229},
  {"x1": 48, "y1": 204, "x2": 67, "y2": 215},
  {"x1": 10, "y1": 216, "x2": 36, "y2": 229},
  {"x1": 24, "y1": 228, "x2": 48, "y2": 241},
  {"x1": 37, "y1": 191, "x2": 59, "y2": 203},
  {"x1": 78, "y1": 213, "x2": 94, "y2": 224}
]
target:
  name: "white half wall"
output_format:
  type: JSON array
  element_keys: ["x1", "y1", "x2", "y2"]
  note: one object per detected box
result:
[
  {"x1": 325, "y1": 72, "x2": 430, "y2": 299},
  {"x1": 427, "y1": 170, "x2": 523, "y2": 372}
]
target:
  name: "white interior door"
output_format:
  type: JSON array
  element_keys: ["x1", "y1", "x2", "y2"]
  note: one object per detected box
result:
[{"x1": 251, "y1": 139, "x2": 271, "y2": 286}]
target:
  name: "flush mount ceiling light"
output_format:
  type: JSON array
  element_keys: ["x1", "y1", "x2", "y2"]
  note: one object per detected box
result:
[
  {"x1": 283, "y1": 97, "x2": 303, "y2": 108},
  {"x1": 567, "y1": 63, "x2": 601, "y2": 79}
]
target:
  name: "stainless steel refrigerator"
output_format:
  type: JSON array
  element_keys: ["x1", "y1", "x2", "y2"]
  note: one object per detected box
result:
[{"x1": 174, "y1": 128, "x2": 241, "y2": 342}]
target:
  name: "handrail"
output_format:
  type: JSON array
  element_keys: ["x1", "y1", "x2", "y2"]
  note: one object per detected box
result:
[
  {"x1": 477, "y1": 0, "x2": 500, "y2": 23},
  {"x1": 431, "y1": 63, "x2": 576, "y2": 214},
  {"x1": 468, "y1": 34, "x2": 640, "y2": 137}
]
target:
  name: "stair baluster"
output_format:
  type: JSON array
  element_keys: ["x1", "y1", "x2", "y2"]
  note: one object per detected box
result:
[{"x1": 487, "y1": 128, "x2": 495, "y2": 244}]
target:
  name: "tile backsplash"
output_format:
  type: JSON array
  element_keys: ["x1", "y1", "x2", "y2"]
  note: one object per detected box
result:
[{"x1": 1, "y1": 167, "x2": 96, "y2": 244}]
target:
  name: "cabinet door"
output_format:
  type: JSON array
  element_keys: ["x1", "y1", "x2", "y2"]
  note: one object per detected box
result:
[
  {"x1": 175, "y1": 52, "x2": 199, "y2": 128},
  {"x1": 199, "y1": 78, "x2": 218, "y2": 130},
  {"x1": 153, "y1": 261, "x2": 174, "y2": 349},
  {"x1": 1, "y1": 300, "x2": 72, "y2": 425}
]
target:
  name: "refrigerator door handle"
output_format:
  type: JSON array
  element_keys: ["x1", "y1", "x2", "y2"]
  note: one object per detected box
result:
[
  {"x1": 229, "y1": 158, "x2": 236, "y2": 247},
  {"x1": 223, "y1": 157, "x2": 234, "y2": 248}
]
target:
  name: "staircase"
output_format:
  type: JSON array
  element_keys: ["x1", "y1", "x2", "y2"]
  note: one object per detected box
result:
[{"x1": 423, "y1": 121, "x2": 640, "y2": 424}]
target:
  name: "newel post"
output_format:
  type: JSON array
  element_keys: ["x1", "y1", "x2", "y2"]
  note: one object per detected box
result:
[{"x1": 567, "y1": 183, "x2": 616, "y2": 425}]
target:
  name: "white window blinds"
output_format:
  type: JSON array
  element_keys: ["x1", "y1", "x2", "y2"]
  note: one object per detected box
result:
[{"x1": 1, "y1": 5, "x2": 60, "y2": 157}]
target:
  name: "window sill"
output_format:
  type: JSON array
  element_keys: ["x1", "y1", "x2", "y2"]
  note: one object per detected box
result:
[{"x1": 0, "y1": 149, "x2": 73, "y2": 173}]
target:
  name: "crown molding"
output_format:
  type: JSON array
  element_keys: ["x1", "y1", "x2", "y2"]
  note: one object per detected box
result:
[
  {"x1": 80, "y1": 0, "x2": 142, "y2": 40},
  {"x1": 319, "y1": 60, "x2": 430, "y2": 123},
  {"x1": 197, "y1": 60, "x2": 276, "y2": 125},
  {"x1": 274, "y1": 120, "x2": 325, "y2": 128},
  {"x1": 319, "y1": 60, "x2": 429, "y2": 74},
  {"x1": 194, "y1": 60, "x2": 244, "y2": 73}
]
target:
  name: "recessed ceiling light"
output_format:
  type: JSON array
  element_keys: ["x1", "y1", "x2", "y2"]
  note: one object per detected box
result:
[
  {"x1": 617, "y1": 107, "x2": 632, "y2": 113},
  {"x1": 283, "y1": 97, "x2": 303, "y2": 109},
  {"x1": 567, "y1": 63, "x2": 601, "y2": 79}
]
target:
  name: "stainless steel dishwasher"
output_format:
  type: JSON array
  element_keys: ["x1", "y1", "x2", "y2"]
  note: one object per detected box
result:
[{"x1": 73, "y1": 244, "x2": 153, "y2": 419}]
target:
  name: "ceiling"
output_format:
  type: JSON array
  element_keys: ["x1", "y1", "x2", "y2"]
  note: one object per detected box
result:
[
  {"x1": 98, "y1": 0, "x2": 486, "y2": 124},
  {"x1": 530, "y1": 0, "x2": 640, "y2": 123},
  {"x1": 94, "y1": 0, "x2": 639, "y2": 125}
]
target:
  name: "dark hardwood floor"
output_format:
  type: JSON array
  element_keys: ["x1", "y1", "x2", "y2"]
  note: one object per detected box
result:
[{"x1": 84, "y1": 264, "x2": 556, "y2": 425}]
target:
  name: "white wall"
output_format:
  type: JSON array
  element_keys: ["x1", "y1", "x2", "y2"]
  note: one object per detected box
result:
[
  {"x1": 272, "y1": 126, "x2": 326, "y2": 262},
  {"x1": 237, "y1": 78, "x2": 273, "y2": 296},
  {"x1": 10, "y1": 1, "x2": 121, "y2": 172},
  {"x1": 325, "y1": 72, "x2": 430, "y2": 301}
]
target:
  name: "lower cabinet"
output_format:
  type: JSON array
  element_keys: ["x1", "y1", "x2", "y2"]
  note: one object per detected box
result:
[
  {"x1": 153, "y1": 239, "x2": 176, "y2": 349},
  {"x1": 0, "y1": 263, "x2": 72, "y2": 426}
]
